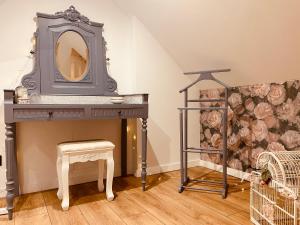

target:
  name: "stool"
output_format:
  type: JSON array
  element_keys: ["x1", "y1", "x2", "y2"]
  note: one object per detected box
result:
[{"x1": 56, "y1": 140, "x2": 115, "y2": 210}]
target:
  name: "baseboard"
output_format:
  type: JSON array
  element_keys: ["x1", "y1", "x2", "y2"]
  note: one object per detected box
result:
[
  {"x1": 134, "y1": 159, "x2": 251, "y2": 181},
  {"x1": 0, "y1": 190, "x2": 6, "y2": 198},
  {"x1": 134, "y1": 159, "x2": 200, "y2": 177},
  {"x1": 0, "y1": 168, "x2": 6, "y2": 198},
  {"x1": 198, "y1": 160, "x2": 251, "y2": 181}
]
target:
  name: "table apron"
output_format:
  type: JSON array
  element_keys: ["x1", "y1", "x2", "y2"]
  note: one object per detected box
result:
[{"x1": 12, "y1": 106, "x2": 148, "y2": 122}]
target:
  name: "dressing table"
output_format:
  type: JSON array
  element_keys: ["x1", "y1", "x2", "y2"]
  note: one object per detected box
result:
[{"x1": 3, "y1": 6, "x2": 148, "y2": 220}]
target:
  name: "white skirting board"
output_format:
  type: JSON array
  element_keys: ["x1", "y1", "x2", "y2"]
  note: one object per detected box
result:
[
  {"x1": 198, "y1": 160, "x2": 251, "y2": 181},
  {"x1": 135, "y1": 159, "x2": 251, "y2": 182},
  {"x1": 0, "y1": 207, "x2": 8, "y2": 215},
  {"x1": 134, "y1": 159, "x2": 200, "y2": 177},
  {"x1": 0, "y1": 168, "x2": 6, "y2": 198}
]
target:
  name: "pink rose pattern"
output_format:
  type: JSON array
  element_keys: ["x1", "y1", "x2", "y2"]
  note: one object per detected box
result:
[{"x1": 200, "y1": 80, "x2": 300, "y2": 172}]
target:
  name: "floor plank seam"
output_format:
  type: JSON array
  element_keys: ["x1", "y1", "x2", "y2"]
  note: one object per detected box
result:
[
  {"x1": 41, "y1": 192, "x2": 52, "y2": 225},
  {"x1": 226, "y1": 208, "x2": 250, "y2": 220},
  {"x1": 78, "y1": 204, "x2": 92, "y2": 225},
  {"x1": 105, "y1": 199, "x2": 130, "y2": 225},
  {"x1": 124, "y1": 192, "x2": 167, "y2": 225}
]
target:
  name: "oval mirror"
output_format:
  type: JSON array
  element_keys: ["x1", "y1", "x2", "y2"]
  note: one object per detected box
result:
[{"x1": 55, "y1": 31, "x2": 89, "y2": 81}]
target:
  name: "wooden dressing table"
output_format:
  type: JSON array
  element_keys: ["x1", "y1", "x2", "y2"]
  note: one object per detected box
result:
[{"x1": 3, "y1": 6, "x2": 148, "y2": 220}]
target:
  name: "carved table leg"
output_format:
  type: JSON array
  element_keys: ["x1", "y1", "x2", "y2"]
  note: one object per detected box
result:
[
  {"x1": 141, "y1": 118, "x2": 147, "y2": 191},
  {"x1": 12, "y1": 123, "x2": 19, "y2": 197},
  {"x1": 121, "y1": 119, "x2": 127, "y2": 177},
  {"x1": 5, "y1": 123, "x2": 15, "y2": 220}
]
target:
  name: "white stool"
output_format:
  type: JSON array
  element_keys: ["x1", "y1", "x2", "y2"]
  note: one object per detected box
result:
[{"x1": 56, "y1": 140, "x2": 115, "y2": 210}]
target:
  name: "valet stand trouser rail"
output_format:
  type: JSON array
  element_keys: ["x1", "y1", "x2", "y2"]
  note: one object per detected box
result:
[
  {"x1": 178, "y1": 69, "x2": 230, "y2": 198},
  {"x1": 3, "y1": 93, "x2": 149, "y2": 220}
]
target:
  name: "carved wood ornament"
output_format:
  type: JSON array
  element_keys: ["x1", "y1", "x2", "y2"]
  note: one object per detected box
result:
[{"x1": 22, "y1": 6, "x2": 118, "y2": 96}]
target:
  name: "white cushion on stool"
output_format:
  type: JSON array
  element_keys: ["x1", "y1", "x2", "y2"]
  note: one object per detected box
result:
[{"x1": 57, "y1": 140, "x2": 115, "y2": 153}]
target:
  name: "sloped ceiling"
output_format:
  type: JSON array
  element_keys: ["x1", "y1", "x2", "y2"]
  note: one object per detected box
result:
[{"x1": 114, "y1": 0, "x2": 300, "y2": 85}]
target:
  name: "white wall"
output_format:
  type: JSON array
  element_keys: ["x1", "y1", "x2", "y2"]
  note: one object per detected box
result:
[
  {"x1": 132, "y1": 18, "x2": 200, "y2": 174},
  {"x1": 114, "y1": 0, "x2": 300, "y2": 88},
  {"x1": 0, "y1": 0, "x2": 199, "y2": 196}
]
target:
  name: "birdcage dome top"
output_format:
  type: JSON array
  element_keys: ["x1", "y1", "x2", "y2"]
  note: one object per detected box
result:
[{"x1": 256, "y1": 151, "x2": 300, "y2": 196}]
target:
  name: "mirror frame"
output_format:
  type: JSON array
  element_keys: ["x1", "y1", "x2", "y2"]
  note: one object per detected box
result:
[{"x1": 22, "y1": 6, "x2": 118, "y2": 96}]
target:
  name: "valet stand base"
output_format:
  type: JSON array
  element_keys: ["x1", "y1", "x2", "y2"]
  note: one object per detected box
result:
[{"x1": 178, "y1": 177, "x2": 228, "y2": 199}]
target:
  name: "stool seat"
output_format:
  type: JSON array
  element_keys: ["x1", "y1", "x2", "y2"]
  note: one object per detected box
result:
[
  {"x1": 56, "y1": 139, "x2": 115, "y2": 210},
  {"x1": 57, "y1": 140, "x2": 115, "y2": 153}
]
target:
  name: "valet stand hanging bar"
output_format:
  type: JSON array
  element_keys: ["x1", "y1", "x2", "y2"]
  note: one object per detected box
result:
[{"x1": 178, "y1": 68, "x2": 231, "y2": 198}]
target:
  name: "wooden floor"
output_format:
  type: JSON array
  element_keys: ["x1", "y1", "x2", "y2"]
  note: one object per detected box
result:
[{"x1": 0, "y1": 167, "x2": 251, "y2": 225}]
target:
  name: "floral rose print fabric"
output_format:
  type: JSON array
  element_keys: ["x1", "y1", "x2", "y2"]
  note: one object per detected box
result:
[{"x1": 200, "y1": 80, "x2": 300, "y2": 172}]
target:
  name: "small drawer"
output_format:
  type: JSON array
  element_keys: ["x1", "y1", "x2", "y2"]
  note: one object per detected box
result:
[
  {"x1": 51, "y1": 108, "x2": 84, "y2": 119},
  {"x1": 120, "y1": 108, "x2": 147, "y2": 118},
  {"x1": 91, "y1": 108, "x2": 121, "y2": 118},
  {"x1": 14, "y1": 109, "x2": 49, "y2": 120},
  {"x1": 14, "y1": 108, "x2": 85, "y2": 121}
]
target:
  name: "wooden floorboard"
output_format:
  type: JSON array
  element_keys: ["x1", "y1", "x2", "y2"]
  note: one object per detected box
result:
[{"x1": 0, "y1": 167, "x2": 251, "y2": 225}]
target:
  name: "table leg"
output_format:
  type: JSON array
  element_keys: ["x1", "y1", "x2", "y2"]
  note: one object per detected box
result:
[
  {"x1": 141, "y1": 118, "x2": 147, "y2": 191},
  {"x1": 5, "y1": 123, "x2": 15, "y2": 220},
  {"x1": 12, "y1": 123, "x2": 19, "y2": 196},
  {"x1": 121, "y1": 119, "x2": 127, "y2": 177}
]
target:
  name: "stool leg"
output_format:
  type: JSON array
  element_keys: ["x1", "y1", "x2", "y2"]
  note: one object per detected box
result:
[
  {"x1": 56, "y1": 156, "x2": 63, "y2": 200},
  {"x1": 98, "y1": 160, "x2": 104, "y2": 192},
  {"x1": 61, "y1": 156, "x2": 70, "y2": 210},
  {"x1": 106, "y1": 152, "x2": 114, "y2": 201}
]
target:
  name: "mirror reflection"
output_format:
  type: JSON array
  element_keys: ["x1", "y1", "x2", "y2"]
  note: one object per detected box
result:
[{"x1": 55, "y1": 31, "x2": 89, "y2": 81}]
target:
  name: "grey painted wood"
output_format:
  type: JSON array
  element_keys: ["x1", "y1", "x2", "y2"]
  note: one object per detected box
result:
[
  {"x1": 178, "y1": 69, "x2": 230, "y2": 198},
  {"x1": 183, "y1": 90, "x2": 188, "y2": 183},
  {"x1": 141, "y1": 118, "x2": 147, "y2": 191},
  {"x1": 5, "y1": 123, "x2": 14, "y2": 220},
  {"x1": 121, "y1": 119, "x2": 127, "y2": 177},
  {"x1": 12, "y1": 123, "x2": 19, "y2": 197},
  {"x1": 179, "y1": 111, "x2": 184, "y2": 193},
  {"x1": 21, "y1": 6, "x2": 118, "y2": 96}
]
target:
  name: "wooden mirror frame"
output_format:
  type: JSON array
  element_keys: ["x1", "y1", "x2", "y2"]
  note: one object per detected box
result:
[{"x1": 22, "y1": 6, "x2": 118, "y2": 96}]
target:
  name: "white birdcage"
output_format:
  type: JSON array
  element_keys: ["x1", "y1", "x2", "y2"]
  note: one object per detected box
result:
[{"x1": 250, "y1": 151, "x2": 300, "y2": 225}]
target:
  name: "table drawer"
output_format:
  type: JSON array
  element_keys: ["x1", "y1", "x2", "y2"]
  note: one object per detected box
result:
[
  {"x1": 91, "y1": 108, "x2": 120, "y2": 118},
  {"x1": 51, "y1": 108, "x2": 85, "y2": 119},
  {"x1": 91, "y1": 107, "x2": 147, "y2": 119},
  {"x1": 14, "y1": 109, "x2": 49, "y2": 120},
  {"x1": 120, "y1": 108, "x2": 147, "y2": 118},
  {"x1": 14, "y1": 108, "x2": 85, "y2": 121}
]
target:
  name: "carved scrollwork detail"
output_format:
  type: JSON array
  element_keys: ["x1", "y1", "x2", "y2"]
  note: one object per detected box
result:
[
  {"x1": 22, "y1": 76, "x2": 37, "y2": 90},
  {"x1": 69, "y1": 153, "x2": 106, "y2": 164},
  {"x1": 106, "y1": 77, "x2": 117, "y2": 92},
  {"x1": 55, "y1": 5, "x2": 90, "y2": 24}
]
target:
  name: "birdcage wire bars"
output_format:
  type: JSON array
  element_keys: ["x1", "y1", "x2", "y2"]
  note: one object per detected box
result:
[{"x1": 250, "y1": 151, "x2": 300, "y2": 225}]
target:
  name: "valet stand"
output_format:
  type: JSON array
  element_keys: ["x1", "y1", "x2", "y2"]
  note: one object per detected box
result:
[{"x1": 178, "y1": 69, "x2": 231, "y2": 198}]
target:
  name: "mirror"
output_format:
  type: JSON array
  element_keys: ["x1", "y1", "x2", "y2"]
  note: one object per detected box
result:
[{"x1": 55, "y1": 31, "x2": 89, "y2": 81}]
